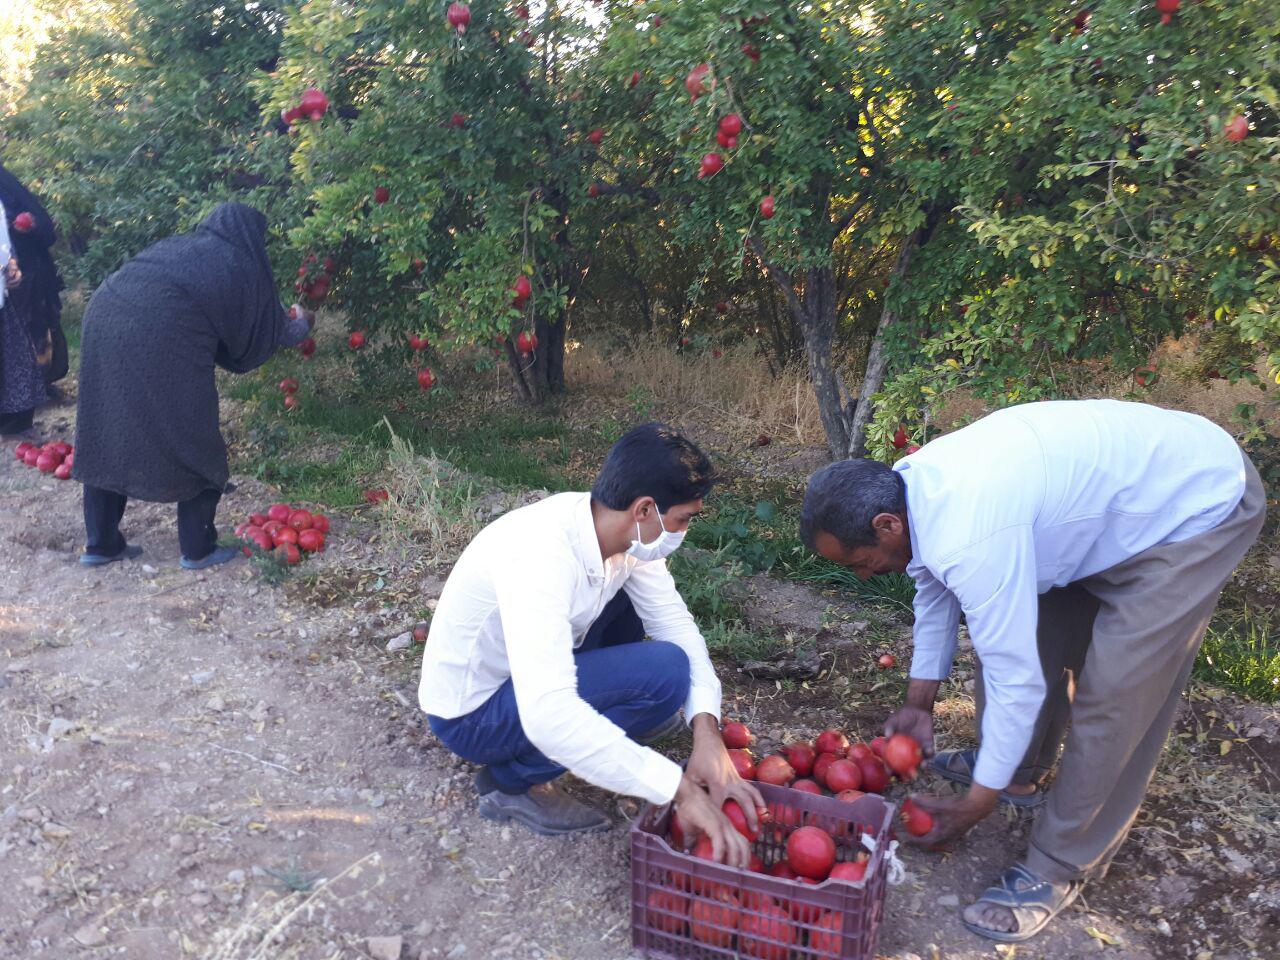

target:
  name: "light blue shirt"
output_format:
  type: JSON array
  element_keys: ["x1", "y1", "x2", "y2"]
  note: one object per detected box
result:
[{"x1": 895, "y1": 400, "x2": 1246, "y2": 790}]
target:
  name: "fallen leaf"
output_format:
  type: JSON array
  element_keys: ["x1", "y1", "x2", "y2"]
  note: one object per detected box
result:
[
  {"x1": 1220, "y1": 739, "x2": 1232, "y2": 756},
  {"x1": 1085, "y1": 926, "x2": 1123, "y2": 947}
]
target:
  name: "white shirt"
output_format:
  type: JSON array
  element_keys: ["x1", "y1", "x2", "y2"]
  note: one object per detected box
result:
[
  {"x1": 418, "y1": 491, "x2": 722, "y2": 805},
  {"x1": 895, "y1": 400, "x2": 1246, "y2": 790}
]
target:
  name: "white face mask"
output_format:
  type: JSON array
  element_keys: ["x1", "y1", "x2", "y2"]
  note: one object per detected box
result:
[{"x1": 627, "y1": 509, "x2": 686, "y2": 562}]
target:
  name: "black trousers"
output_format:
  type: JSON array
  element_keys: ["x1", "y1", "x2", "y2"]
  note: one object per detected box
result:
[
  {"x1": 83, "y1": 485, "x2": 222, "y2": 561},
  {"x1": 0, "y1": 408, "x2": 35, "y2": 434}
]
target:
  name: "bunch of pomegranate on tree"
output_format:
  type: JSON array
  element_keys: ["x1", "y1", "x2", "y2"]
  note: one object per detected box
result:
[{"x1": 279, "y1": 86, "x2": 329, "y2": 127}]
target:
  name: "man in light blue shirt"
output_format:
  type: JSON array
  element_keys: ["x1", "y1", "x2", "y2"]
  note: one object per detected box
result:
[{"x1": 801, "y1": 399, "x2": 1264, "y2": 943}]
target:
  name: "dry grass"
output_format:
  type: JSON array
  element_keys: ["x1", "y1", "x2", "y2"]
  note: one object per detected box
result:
[
  {"x1": 565, "y1": 332, "x2": 1276, "y2": 459},
  {"x1": 376, "y1": 421, "x2": 486, "y2": 565},
  {"x1": 200, "y1": 853, "x2": 383, "y2": 960},
  {"x1": 565, "y1": 339, "x2": 828, "y2": 447}
]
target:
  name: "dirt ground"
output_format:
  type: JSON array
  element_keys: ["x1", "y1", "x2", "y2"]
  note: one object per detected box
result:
[{"x1": 2, "y1": 399, "x2": 1277, "y2": 960}]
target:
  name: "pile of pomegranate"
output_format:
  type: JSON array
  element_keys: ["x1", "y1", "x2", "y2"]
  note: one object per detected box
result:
[
  {"x1": 234, "y1": 502, "x2": 330, "y2": 565},
  {"x1": 646, "y1": 719, "x2": 935, "y2": 953},
  {"x1": 13, "y1": 440, "x2": 74, "y2": 480}
]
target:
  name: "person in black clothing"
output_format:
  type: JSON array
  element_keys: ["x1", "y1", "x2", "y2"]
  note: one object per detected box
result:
[{"x1": 73, "y1": 203, "x2": 314, "y2": 569}]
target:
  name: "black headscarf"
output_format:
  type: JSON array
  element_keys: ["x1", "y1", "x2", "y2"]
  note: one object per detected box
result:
[
  {"x1": 0, "y1": 163, "x2": 66, "y2": 381},
  {"x1": 196, "y1": 203, "x2": 290, "y2": 373},
  {"x1": 73, "y1": 202, "x2": 290, "y2": 502}
]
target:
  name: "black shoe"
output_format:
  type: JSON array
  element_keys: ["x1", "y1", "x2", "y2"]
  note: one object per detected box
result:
[{"x1": 476, "y1": 779, "x2": 611, "y2": 836}]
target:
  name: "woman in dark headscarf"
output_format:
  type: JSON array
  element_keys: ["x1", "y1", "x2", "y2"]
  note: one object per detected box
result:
[
  {"x1": 73, "y1": 202, "x2": 315, "y2": 570},
  {"x1": 0, "y1": 163, "x2": 67, "y2": 401},
  {"x1": 0, "y1": 193, "x2": 47, "y2": 438}
]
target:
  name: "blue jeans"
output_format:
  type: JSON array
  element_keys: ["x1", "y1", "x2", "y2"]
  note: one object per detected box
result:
[{"x1": 428, "y1": 591, "x2": 691, "y2": 793}]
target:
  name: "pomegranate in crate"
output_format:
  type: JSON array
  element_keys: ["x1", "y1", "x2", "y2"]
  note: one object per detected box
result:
[{"x1": 631, "y1": 780, "x2": 894, "y2": 959}]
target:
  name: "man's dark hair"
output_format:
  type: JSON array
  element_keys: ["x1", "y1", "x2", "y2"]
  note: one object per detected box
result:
[
  {"x1": 592, "y1": 423, "x2": 716, "y2": 512},
  {"x1": 800, "y1": 458, "x2": 906, "y2": 550}
]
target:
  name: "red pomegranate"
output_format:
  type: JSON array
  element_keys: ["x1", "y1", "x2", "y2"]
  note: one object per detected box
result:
[
  {"x1": 446, "y1": 2, "x2": 471, "y2": 32},
  {"x1": 812, "y1": 752, "x2": 839, "y2": 788},
  {"x1": 857, "y1": 757, "x2": 890, "y2": 794},
  {"x1": 727, "y1": 748, "x2": 756, "y2": 780},
  {"x1": 417, "y1": 368, "x2": 436, "y2": 390},
  {"x1": 869, "y1": 736, "x2": 888, "y2": 759},
  {"x1": 720, "y1": 721, "x2": 753, "y2": 749},
  {"x1": 759, "y1": 195, "x2": 775, "y2": 219},
  {"x1": 756, "y1": 755, "x2": 796, "y2": 787},
  {"x1": 348, "y1": 331, "x2": 366, "y2": 350},
  {"x1": 814, "y1": 729, "x2": 850, "y2": 757},
  {"x1": 883, "y1": 733, "x2": 924, "y2": 780},
  {"x1": 722, "y1": 799, "x2": 758, "y2": 841},
  {"x1": 698, "y1": 153, "x2": 724, "y2": 179},
  {"x1": 783, "y1": 742, "x2": 816, "y2": 777},
  {"x1": 512, "y1": 274, "x2": 532, "y2": 303},
  {"x1": 298, "y1": 87, "x2": 328, "y2": 120},
  {"x1": 1225, "y1": 114, "x2": 1249, "y2": 143},
  {"x1": 690, "y1": 889, "x2": 739, "y2": 948},
  {"x1": 685, "y1": 63, "x2": 712, "y2": 100},
  {"x1": 646, "y1": 887, "x2": 688, "y2": 935},
  {"x1": 1155, "y1": 0, "x2": 1179, "y2": 25},
  {"x1": 824, "y1": 759, "x2": 863, "y2": 794},
  {"x1": 373, "y1": 186, "x2": 390, "y2": 204},
  {"x1": 738, "y1": 896, "x2": 795, "y2": 960},
  {"x1": 791, "y1": 779, "x2": 822, "y2": 795},
  {"x1": 786, "y1": 826, "x2": 836, "y2": 881},
  {"x1": 516, "y1": 330, "x2": 538, "y2": 354},
  {"x1": 901, "y1": 797, "x2": 934, "y2": 837},
  {"x1": 830, "y1": 860, "x2": 867, "y2": 883},
  {"x1": 12, "y1": 211, "x2": 35, "y2": 233}
]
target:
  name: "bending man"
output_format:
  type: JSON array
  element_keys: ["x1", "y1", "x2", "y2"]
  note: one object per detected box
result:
[{"x1": 801, "y1": 399, "x2": 1262, "y2": 942}]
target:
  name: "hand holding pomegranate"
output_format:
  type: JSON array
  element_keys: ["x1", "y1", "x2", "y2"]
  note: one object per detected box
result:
[
  {"x1": 686, "y1": 715, "x2": 766, "y2": 833},
  {"x1": 290, "y1": 304, "x2": 317, "y2": 331},
  {"x1": 673, "y1": 774, "x2": 752, "y2": 869},
  {"x1": 899, "y1": 787, "x2": 997, "y2": 849},
  {"x1": 884, "y1": 678, "x2": 940, "y2": 757}
]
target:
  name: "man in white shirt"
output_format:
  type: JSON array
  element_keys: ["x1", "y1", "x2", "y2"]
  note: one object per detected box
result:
[
  {"x1": 800, "y1": 400, "x2": 1264, "y2": 942},
  {"x1": 420, "y1": 423, "x2": 764, "y2": 864}
]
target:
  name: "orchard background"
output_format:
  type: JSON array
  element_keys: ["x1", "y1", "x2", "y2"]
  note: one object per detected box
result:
[{"x1": 2, "y1": 3, "x2": 1279, "y2": 957}]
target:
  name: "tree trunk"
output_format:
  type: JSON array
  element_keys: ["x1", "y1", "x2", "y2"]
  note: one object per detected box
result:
[
  {"x1": 846, "y1": 234, "x2": 920, "y2": 458},
  {"x1": 796, "y1": 267, "x2": 851, "y2": 459},
  {"x1": 749, "y1": 238, "x2": 850, "y2": 459}
]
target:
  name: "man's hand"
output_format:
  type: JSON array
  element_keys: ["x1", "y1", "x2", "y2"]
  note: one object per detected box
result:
[
  {"x1": 685, "y1": 714, "x2": 766, "y2": 830},
  {"x1": 673, "y1": 773, "x2": 751, "y2": 868},
  {"x1": 885, "y1": 678, "x2": 941, "y2": 756},
  {"x1": 904, "y1": 786, "x2": 998, "y2": 849},
  {"x1": 5, "y1": 258, "x2": 21, "y2": 290}
]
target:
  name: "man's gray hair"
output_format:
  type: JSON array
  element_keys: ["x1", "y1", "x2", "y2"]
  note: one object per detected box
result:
[{"x1": 800, "y1": 458, "x2": 906, "y2": 550}]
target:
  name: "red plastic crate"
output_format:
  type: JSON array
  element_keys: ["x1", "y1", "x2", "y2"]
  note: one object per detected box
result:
[{"x1": 631, "y1": 782, "x2": 894, "y2": 959}]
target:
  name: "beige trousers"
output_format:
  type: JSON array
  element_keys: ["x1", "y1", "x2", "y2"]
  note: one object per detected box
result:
[{"x1": 972, "y1": 452, "x2": 1265, "y2": 883}]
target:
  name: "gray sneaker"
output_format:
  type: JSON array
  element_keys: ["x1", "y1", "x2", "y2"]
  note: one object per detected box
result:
[{"x1": 477, "y1": 781, "x2": 611, "y2": 836}]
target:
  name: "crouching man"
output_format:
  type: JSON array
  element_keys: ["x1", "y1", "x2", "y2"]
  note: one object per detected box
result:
[{"x1": 419, "y1": 423, "x2": 763, "y2": 864}]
